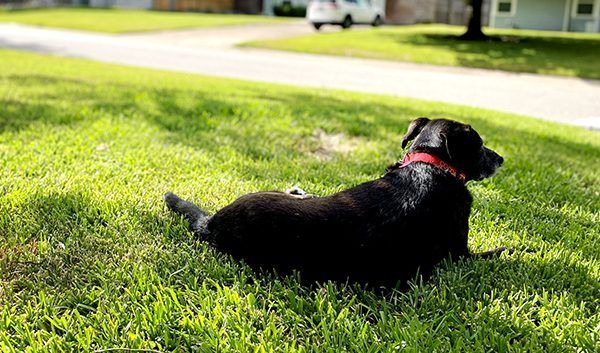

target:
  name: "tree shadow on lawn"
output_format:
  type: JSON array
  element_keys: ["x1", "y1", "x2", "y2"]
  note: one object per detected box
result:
[
  {"x1": 3, "y1": 73, "x2": 598, "y2": 263},
  {"x1": 150, "y1": 89, "x2": 599, "y2": 205},
  {"x1": 3, "y1": 73, "x2": 598, "y2": 249},
  {"x1": 4, "y1": 72, "x2": 597, "y2": 166},
  {"x1": 141, "y1": 87, "x2": 600, "y2": 183},
  {"x1": 2, "y1": 71, "x2": 413, "y2": 146},
  {"x1": 381, "y1": 32, "x2": 600, "y2": 79},
  {"x1": 3, "y1": 72, "x2": 597, "y2": 196},
  {"x1": 1, "y1": 193, "x2": 175, "y2": 292},
  {"x1": 0, "y1": 74, "x2": 126, "y2": 133}
]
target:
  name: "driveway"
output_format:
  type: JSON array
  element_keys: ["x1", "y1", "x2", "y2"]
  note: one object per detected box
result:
[
  {"x1": 1, "y1": 22, "x2": 598, "y2": 130},
  {"x1": 120, "y1": 20, "x2": 335, "y2": 48}
]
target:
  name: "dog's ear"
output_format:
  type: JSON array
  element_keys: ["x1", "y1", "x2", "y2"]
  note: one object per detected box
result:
[{"x1": 402, "y1": 117, "x2": 430, "y2": 148}]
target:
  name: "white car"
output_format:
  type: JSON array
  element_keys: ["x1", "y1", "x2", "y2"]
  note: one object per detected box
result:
[{"x1": 307, "y1": 0, "x2": 385, "y2": 30}]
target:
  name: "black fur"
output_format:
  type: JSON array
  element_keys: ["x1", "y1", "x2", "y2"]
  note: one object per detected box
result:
[{"x1": 165, "y1": 118, "x2": 506, "y2": 285}]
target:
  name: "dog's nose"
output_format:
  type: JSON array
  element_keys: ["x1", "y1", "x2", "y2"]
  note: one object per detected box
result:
[{"x1": 498, "y1": 156, "x2": 504, "y2": 165}]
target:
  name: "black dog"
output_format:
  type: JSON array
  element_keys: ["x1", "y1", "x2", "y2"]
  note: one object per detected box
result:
[{"x1": 165, "y1": 118, "x2": 507, "y2": 285}]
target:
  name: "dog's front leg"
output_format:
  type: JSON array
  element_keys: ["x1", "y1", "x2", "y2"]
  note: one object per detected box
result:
[{"x1": 471, "y1": 246, "x2": 512, "y2": 259}]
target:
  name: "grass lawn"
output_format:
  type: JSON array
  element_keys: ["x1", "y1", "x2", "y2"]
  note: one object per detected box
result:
[
  {"x1": 245, "y1": 24, "x2": 600, "y2": 79},
  {"x1": 0, "y1": 7, "x2": 289, "y2": 33},
  {"x1": 1, "y1": 49, "x2": 598, "y2": 352}
]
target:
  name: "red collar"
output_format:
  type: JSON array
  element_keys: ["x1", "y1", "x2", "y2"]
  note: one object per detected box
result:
[{"x1": 400, "y1": 152, "x2": 466, "y2": 182}]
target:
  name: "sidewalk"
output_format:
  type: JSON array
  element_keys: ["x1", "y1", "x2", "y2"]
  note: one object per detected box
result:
[{"x1": 1, "y1": 23, "x2": 598, "y2": 130}]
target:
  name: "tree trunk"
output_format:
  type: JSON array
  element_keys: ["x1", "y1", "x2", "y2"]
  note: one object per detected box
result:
[{"x1": 460, "y1": 0, "x2": 488, "y2": 40}]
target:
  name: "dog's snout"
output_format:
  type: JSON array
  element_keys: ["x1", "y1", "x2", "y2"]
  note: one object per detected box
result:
[
  {"x1": 475, "y1": 147, "x2": 504, "y2": 180},
  {"x1": 484, "y1": 147, "x2": 503, "y2": 165},
  {"x1": 492, "y1": 151, "x2": 504, "y2": 166}
]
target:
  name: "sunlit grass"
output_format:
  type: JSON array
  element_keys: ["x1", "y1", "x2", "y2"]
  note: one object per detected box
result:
[
  {"x1": 0, "y1": 7, "x2": 289, "y2": 33},
  {"x1": 245, "y1": 24, "x2": 600, "y2": 79},
  {"x1": 0, "y1": 49, "x2": 598, "y2": 352}
]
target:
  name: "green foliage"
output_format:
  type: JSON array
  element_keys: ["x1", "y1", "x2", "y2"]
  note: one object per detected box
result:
[
  {"x1": 273, "y1": 2, "x2": 307, "y2": 18},
  {"x1": 0, "y1": 49, "x2": 598, "y2": 352},
  {"x1": 245, "y1": 24, "x2": 600, "y2": 79},
  {"x1": 0, "y1": 7, "x2": 289, "y2": 33}
]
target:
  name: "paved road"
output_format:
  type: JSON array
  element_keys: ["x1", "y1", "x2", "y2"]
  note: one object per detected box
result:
[
  {"x1": 1, "y1": 23, "x2": 598, "y2": 130},
  {"x1": 120, "y1": 21, "x2": 334, "y2": 48}
]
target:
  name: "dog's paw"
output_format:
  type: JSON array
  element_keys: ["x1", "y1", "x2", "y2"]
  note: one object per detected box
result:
[
  {"x1": 472, "y1": 246, "x2": 513, "y2": 259},
  {"x1": 494, "y1": 246, "x2": 515, "y2": 256}
]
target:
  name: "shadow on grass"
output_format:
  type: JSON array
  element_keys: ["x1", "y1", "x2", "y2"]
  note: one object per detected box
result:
[
  {"x1": 380, "y1": 31, "x2": 600, "y2": 79},
  {"x1": 3, "y1": 71, "x2": 597, "y2": 185},
  {"x1": 1, "y1": 193, "x2": 173, "y2": 291},
  {"x1": 2, "y1": 72, "x2": 598, "y2": 318},
  {"x1": 3, "y1": 71, "x2": 598, "y2": 226}
]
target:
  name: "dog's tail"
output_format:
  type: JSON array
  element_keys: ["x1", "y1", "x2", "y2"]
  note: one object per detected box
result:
[{"x1": 164, "y1": 192, "x2": 210, "y2": 235}]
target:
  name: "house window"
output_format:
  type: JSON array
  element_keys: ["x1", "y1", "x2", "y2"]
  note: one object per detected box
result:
[
  {"x1": 497, "y1": 0, "x2": 514, "y2": 14},
  {"x1": 498, "y1": 2, "x2": 511, "y2": 12},
  {"x1": 575, "y1": 0, "x2": 594, "y2": 16}
]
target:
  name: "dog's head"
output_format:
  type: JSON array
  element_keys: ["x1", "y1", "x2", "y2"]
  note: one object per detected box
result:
[{"x1": 401, "y1": 118, "x2": 503, "y2": 181}]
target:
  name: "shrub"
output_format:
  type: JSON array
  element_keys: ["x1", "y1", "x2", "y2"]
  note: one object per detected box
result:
[{"x1": 273, "y1": 2, "x2": 306, "y2": 17}]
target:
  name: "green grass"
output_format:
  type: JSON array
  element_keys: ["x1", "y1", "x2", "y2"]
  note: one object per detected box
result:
[
  {"x1": 0, "y1": 7, "x2": 289, "y2": 33},
  {"x1": 245, "y1": 24, "x2": 600, "y2": 79},
  {"x1": 1, "y1": 49, "x2": 599, "y2": 352}
]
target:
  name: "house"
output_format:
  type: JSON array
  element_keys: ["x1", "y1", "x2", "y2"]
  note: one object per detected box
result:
[
  {"x1": 154, "y1": 0, "x2": 262, "y2": 13},
  {"x1": 89, "y1": 0, "x2": 263, "y2": 13},
  {"x1": 89, "y1": 0, "x2": 152, "y2": 9},
  {"x1": 384, "y1": 0, "x2": 490, "y2": 25},
  {"x1": 489, "y1": 0, "x2": 600, "y2": 32}
]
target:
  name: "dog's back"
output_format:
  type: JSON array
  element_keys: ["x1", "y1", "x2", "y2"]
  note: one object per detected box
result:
[{"x1": 203, "y1": 163, "x2": 471, "y2": 282}]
